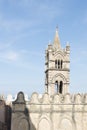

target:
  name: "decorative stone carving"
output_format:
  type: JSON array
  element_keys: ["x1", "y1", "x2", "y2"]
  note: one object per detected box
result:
[
  {"x1": 74, "y1": 94, "x2": 82, "y2": 104},
  {"x1": 30, "y1": 92, "x2": 40, "y2": 112},
  {"x1": 53, "y1": 94, "x2": 60, "y2": 103},
  {"x1": 30, "y1": 92, "x2": 39, "y2": 103},
  {"x1": 42, "y1": 93, "x2": 50, "y2": 104},
  {"x1": 64, "y1": 93, "x2": 71, "y2": 103}
]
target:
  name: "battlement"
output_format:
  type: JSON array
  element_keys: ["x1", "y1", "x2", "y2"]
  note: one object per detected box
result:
[
  {"x1": 5, "y1": 92, "x2": 87, "y2": 106},
  {"x1": 4, "y1": 92, "x2": 87, "y2": 111},
  {"x1": 29, "y1": 92, "x2": 87, "y2": 104},
  {"x1": 1, "y1": 91, "x2": 87, "y2": 130}
]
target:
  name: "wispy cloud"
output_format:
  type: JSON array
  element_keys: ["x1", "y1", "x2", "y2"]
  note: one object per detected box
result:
[
  {"x1": 0, "y1": 42, "x2": 12, "y2": 50},
  {"x1": 0, "y1": 51, "x2": 19, "y2": 62},
  {"x1": 0, "y1": 40, "x2": 20, "y2": 62},
  {"x1": 0, "y1": 0, "x2": 64, "y2": 31},
  {"x1": 0, "y1": 18, "x2": 32, "y2": 32}
]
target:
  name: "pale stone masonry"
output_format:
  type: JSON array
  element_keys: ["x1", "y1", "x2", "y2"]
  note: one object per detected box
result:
[
  {"x1": 6, "y1": 92, "x2": 87, "y2": 130},
  {"x1": 45, "y1": 28, "x2": 70, "y2": 95},
  {"x1": 27, "y1": 92, "x2": 87, "y2": 130},
  {"x1": 4, "y1": 28, "x2": 87, "y2": 130}
]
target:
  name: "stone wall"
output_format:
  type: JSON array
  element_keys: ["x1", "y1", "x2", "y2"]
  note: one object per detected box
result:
[
  {"x1": 7, "y1": 92, "x2": 87, "y2": 130},
  {"x1": 0, "y1": 100, "x2": 11, "y2": 130}
]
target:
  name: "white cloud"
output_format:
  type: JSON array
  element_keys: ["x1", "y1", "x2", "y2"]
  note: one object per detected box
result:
[
  {"x1": 0, "y1": 43, "x2": 10, "y2": 50},
  {"x1": 5, "y1": 51, "x2": 19, "y2": 61},
  {"x1": 0, "y1": 0, "x2": 64, "y2": 33},
  {"x1": 0, "y1": 19, "x2": 31, "y2": 32},
  {"x1": 0, "y1": 51, "x2": 19, "y2": 62},
  {"x1": 0, "y1": 40, "x2": 19, "y2": 62}
]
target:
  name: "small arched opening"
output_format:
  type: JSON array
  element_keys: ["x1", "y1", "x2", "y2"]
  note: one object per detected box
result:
[
  {"x1": 55, "y1": 60, "x2": 57, "y2": 68},
  {"x1": 55, "y1": 81, "x2": 58, "y2": 93},
  {"x1": 61, "y1": 60, "x2": 63, "y2": 69},
  {"x1": 59, "y1": 81, "x2": 63, "y2": 94},
  {"x1": 58, "y1": 60, "x2": 60, "y2": 69}
]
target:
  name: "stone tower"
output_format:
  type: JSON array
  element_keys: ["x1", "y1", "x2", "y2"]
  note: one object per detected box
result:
[{"x1": 45, "y1": 28, "x2": 70, "y2": 95}]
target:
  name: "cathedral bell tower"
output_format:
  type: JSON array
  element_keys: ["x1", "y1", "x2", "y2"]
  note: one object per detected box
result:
[{"x1": 45, "y1": 28, "x2": 70, "y2": 95}]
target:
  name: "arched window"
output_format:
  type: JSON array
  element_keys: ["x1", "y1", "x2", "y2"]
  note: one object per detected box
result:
[
  {"x1": 55, "y1": 59, "x2": 63, "y2": 69},
  {"x1": 61, "y1": 60, "x2": 63, "y2": 69},
  {"x1": 59, "y1": 81, "x2": 63, "y2": 94},
  {"x1": 47, "y1": 53, "x2": 49, "y2": 60},
  {"x1": 55, "y1": 81, "x2": 58, "y2": 93},
  {"x1": 39, "y1": 118, "x2": 50, "y2": 130},
  {"x1": 55, "y1": 60, "x2": 57, "y2": 68},
  {"x1": 58, "y1": 60, "x2": 60, "y2": 69}
]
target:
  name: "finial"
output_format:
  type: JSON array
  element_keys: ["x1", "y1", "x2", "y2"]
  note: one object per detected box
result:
[
  {"x1": 56, "y1": 25, "x2": 58, "y2": 31},
  {"x1": 53, "y1": 25, "x2": 61, "y2": 49},
  {"x1": 55, "y1": 25, "x2": 58, "y2": 37}
]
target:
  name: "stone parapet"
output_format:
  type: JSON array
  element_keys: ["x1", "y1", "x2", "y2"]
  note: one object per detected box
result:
[{"x1": 5, "y1": 92, "x2": 87, "y2": 113}]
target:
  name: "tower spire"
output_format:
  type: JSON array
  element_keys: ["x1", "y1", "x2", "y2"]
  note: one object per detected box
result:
[
  {"x1": 45, "y1": 28, "x2": 70, "y2": 95},
  {"x1": 53, "y1": 26, "x2": 61, "y2": 49}
]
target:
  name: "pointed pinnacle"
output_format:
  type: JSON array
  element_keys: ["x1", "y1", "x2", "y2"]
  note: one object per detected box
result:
[{"x1": 53, "y1": 27, "x2": 61, "y2": 48}]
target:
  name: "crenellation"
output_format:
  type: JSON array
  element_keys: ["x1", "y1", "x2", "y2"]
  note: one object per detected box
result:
[
  {"x1": 74, "y1": 93, "x2": 82, "y2": 104},
  {"x1": 4, "y1": 93, "x2": 87, "y2": 106},
  {"x1": 1, "y1": 92, "x2": 87, "y2": 130},
  {"x1": 4, "y1": 93, "x2": 87, "y2": 105},
  {"x1": 63, "y1": 93, "x2": 72, "y2": 104},
  {"x1": 30, "y1": 92, "x2": 40, "y2": 104}
]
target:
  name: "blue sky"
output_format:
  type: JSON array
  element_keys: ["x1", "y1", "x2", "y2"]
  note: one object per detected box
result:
[{"x1": 0, "y1": 0, "x2": 87, "y2": 96}]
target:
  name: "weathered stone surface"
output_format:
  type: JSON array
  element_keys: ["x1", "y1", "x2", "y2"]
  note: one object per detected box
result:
[
  {"x1": 0, "y1": 100, "x2": 11, "y2": 130},
  {"x1": 45, "y1": 28, "x2": 70, "y2": 95},
  {"x1": 11, "y1": 92, "x2": 30, "y2": 130}
]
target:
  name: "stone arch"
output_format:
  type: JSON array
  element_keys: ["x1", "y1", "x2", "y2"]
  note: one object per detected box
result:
[
  {"x1": 54, "y1": 51, "x2": 65, "y2": 60},
  {"x1": 58, "y1": 116, "x2": 76, "y2": 130},
  {"x1": 38, "y1": 115, "x2": 52, "y2": 130},
  {"x1": 51, "y1": 73, "x2": 67, "y2": 94},
  {"x1": 54, "y1": 52, "x2": 65, "y2": 69},
  {"x1": 51, "y1": 73, "x2": 67, "y2": 84},
  {"x1": 51, "y1": 73, "x2": 67, "y2": 87}
]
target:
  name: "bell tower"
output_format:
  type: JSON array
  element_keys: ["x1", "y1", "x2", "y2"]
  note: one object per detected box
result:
[{"x1": 45, "y1": 27, "x2": 70, "y2": 95}]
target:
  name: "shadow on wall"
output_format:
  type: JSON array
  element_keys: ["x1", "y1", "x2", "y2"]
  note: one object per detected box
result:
[
  {"x1": 0, "y1": 100, "x2": 11, "y2": 130},
  {"x1": 5, "y1": 105, "x2": 11, "y2": 130},
  {"x1": 25, "y1": 108, "x2": 36, "y2": 130},
  {"x1": 29, "y1": 111, "x2": 36, "y2": 130},
  {"x1": 11, "y1": 91, "x2": 36, "y2": 130}
]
